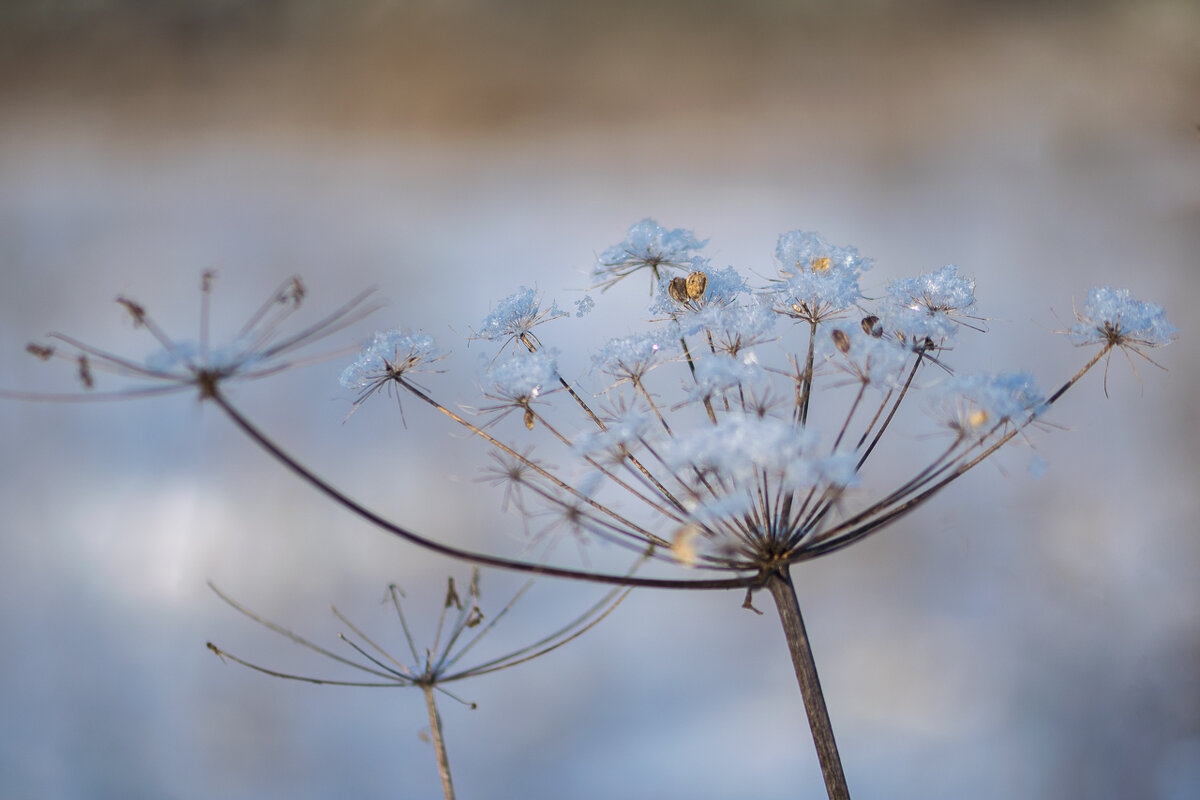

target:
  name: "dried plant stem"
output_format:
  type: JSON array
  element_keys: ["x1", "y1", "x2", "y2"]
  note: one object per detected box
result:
[
  {"x1": 422, "y1": 684, "x2": 457, "y2": 800},
  {"x1": 212, "y1": 390, "x2": 754, "y2": 591},
  {"x1": 798, "y1": 319, "x2": 818, "y2": 425},
  {"x1": 764, "y1": 567, "x2": 850, "y2": 800}
]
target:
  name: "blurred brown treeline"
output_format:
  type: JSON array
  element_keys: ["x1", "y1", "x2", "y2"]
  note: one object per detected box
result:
[{"x1": 4, "y1": 0, "x2": 1193, "y2": 141}]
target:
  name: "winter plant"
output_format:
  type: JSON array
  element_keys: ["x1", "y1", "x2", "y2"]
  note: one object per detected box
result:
[
  {"x1": 10, "y1": 220, "x2": 1176, "y2": 799},
  {"x1": 207, "y1": 571, "x2": 631, "y2": 800}
]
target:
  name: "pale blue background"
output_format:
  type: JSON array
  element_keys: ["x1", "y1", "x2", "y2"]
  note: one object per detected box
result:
[{"x1": 2, "y1": 2, "x2": 1198, "y2": 798}]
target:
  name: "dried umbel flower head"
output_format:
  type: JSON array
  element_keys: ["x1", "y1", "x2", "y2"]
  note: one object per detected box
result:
[
  {"x1": 206, "y1": 572, "x2": 631, "y2": 800},
  {"x1": 1057, "y1": 285, "x2": 1178, "y2": 397},
  {"x1": 339, "y1": 329, "x2": 446, "y2": 420},
  {"x1": 472, "y1": 286, "x2": 566, "y2": 352},
  {"x1": 593, "y1": 218, "x2": 709, "y2": 291},
  {"x1": 16, "y1": 274, "x2": 377, "y2": 402},
  {"x1": 206, "y1": 569, "x2": 628, "y2": 696},
  {"x1": 338, "y1": 222, "x2": 1173, "y2": 581}
]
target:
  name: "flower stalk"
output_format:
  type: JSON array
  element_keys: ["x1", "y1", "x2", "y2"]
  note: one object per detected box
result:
[
  {"x1": 422, "y1": 683, "x2": 456, "y2": 800},
  {"x1": 764, "y1": 566, "x2": 849, "y2": 800}
]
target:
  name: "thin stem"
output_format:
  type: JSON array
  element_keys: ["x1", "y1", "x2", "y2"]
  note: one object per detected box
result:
[
  {"x1": 211, "y1": 390, "x2": 756, "y2": 591},
  {"x1": 422, "y1": 684, "x2": 457, "y2": 800},
  {"x1": 856, "y1": 350, "x2": 924, "y2": 470},
  {"x1": 799, "y1": 319, "x2": 818, "y2": 425},
  {"x1": 764, "y1": 567, "x2": 850, "y2": 800},
  {"x1": 404, "y1": 379, "x2": 668, "y2": 546}
]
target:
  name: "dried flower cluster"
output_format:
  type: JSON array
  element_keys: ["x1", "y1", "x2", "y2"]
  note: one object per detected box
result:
[{"x1": 338, "y1": 219, "x2": 1174, "y2": 585}]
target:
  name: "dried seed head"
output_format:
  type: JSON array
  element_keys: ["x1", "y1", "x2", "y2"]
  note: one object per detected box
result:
[
  {"x1": 861, "y1": 315, "x2": 882, "y2": 337},
  {"x1": 831, "y1": 328, "x2": 851, "y2": 354},
  {"x1": 967, "y1": 408, "x2": 989, "y2": 429},
  {"x1": 810, "y1": 256, "x2": 832, "y2": 272},
  {"x1": 523, "y1": 407, "x2": 536, "y2": 430},
  {"x1": 668, "y1": 276, "x2": 689, "y2": 304},
  {"x1": 26, "y1": 343, "x2": 55, "y2": 361},
  {"x1": 685, "y1": 270, "x2": 707, "y2": 300}
]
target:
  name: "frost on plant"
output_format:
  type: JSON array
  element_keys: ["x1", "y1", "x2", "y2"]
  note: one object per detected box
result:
[
  {"x1": 473, "y1": 285, "x2": 566, "y2": 350},
  {"x1": 340, "y1": 329, "x2": 445, "y2": 418},
  {"x1": 1067, "y1": 285, "x2": 1177, "y2": 350},
  {"x1": 1061, "y1": 285, "x2": 1177, "y2": 395},
  {"x1": 340, "y1": 223, "x2": 1173, "y2": 575},
  {"x1": 16, "y1": 272, "x2": 376, "y2": 402},
  {"x1": 593, "y1": 218, "x2": 709, "y2": 290},
  {"x1": 13, "y1": 221, "x2": 1176, "y2": 800},
  {"x1": 769, "y1": 230, "x2": 869, "y2": 324}
]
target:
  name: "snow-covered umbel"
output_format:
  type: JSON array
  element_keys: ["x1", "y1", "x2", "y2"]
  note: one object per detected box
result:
[
  {"x1": 1067, "y1": 285, "x2": 1178, "y2": 349},
  {"x1": 474, "y1": 286, "x2": 565, "y2": 349},
  {"x1": 879, "y1": 264, "x2": 979, "y2": 346},
  {"x1": 769, "y1": 230, "x2": 869, "y2": 324},
  {"x1": 335, "y1": 221, "x2": 1174, "y2": 571},
  {"x1": 929, "y1": 372, "x2": 1047, "y2": 441},
  {"x1": 593, "y1": 218, "x2": 709, "y2": 289},
  {"x1": 484, "y1": 350, "x2": 558, "y2": 405},
  {"x1": 339, "y1": 330, "x2": 442, "y2": 391}
]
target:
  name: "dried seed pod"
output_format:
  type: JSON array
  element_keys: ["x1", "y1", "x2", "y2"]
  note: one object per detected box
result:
[
  {"x1": 810, "y1": 256, "x2": 832, "y2": 272},
  {"x1": 523, "y1": 407, "x2": 536, "y2": 430},
  {"x1": 861, "y1": 315, "x2": 882, "y2": 337},
  {"x1": 668, "y1": 276, "x2": 689, "y2": 304},
  {"x1": 277, "y1": 278, "x2": 305, "y2": 308},
  {"x1": 684, "y1": 270, "x2": 707, "y2": 300},
  {"x1": 444, "y1": 577, "x2": 462, "y2": 610},
  {"x1": 831, "y1": 328, "x2": 851, "y2": 354},
  {"x1": 26, "y1": 343, "x2": 55, "y2": 360},
  {"x1": 117, "y1": 297, "x2": 147, "y2": 326},
  {"x1": 77, "y1": 355, "x2": 94, "y2": 389}
]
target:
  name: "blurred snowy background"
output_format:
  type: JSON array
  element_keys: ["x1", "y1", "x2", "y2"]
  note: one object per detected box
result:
[{"x1": 1, "y1": 1, "x2": 1198, "y2": 798}]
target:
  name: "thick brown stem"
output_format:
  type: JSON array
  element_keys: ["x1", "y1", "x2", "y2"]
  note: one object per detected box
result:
[{"x1": 764, "y1": 568, "x2": 851, "y2": 800}]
